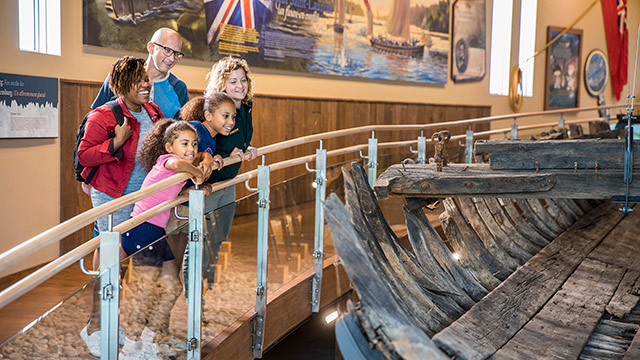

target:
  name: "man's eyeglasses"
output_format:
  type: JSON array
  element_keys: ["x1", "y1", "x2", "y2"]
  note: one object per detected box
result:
[{"x1": 152, "y1": 42, "x2": 184, "y2": 60}]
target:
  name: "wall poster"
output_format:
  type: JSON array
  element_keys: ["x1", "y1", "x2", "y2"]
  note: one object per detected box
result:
[
  {"x1": 544, "y1": 26, "x2": 582, "y2": 110},
  {"x1": 83, "y1": 0, "x2": 450, "y2": 84},
  {"x1": 450, "y1": 0, "x2": 485, "y2": 83},
  {"x1": 0, "y1": 73, "x2": 58, "y2": 138}
]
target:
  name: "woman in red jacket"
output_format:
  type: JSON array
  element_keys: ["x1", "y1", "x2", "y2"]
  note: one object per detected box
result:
[{"x1": 77, "y1": 56, "x2": 212, "y2": 357}]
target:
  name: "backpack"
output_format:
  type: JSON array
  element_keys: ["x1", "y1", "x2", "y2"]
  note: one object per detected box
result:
[{"x1": 74, "y1": 100, "x2": 161, "y2": 184}]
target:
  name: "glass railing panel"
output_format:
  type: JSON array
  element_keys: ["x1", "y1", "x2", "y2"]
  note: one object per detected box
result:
[
  {"x1": 266, "y1": 172, "x2": 316, "y2": 294},
  {"x1": 119, "y1": 218, "x2": 191, "y2": 359},
  {"x1": 199, "y1": 188, "x2": 259, "y2": 346},
  {"x1": 0, "y1": 266, "x2": 105, "y2": 359}
]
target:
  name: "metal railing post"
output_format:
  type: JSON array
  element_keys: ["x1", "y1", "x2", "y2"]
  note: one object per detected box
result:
[
  {"x1": 558, "y1": 113, "x2": 565, "y2": 128},
  {"x1": 465, "y1": 129, "x2": 474, "y2": 164},
  {"x1": 511, "y1": 119, "x2": 519, "y2": 140},
  {"x1": 367, "y1": 131, "x2": 378, "y2": 187},
  {"x1": 186, "y1": 189, "x2": 204, "y2": 360},
  {"x1": 99, "y1": 213, "x2": 120, "y2": 360},
  {"x1": 311, "y1": 144, "x2": 327, "y2": 312},
  {"x1": 252, "y1": 161, "x2": 270, "y2": 358},
  {"x1": 417, "y1": 131, "x2": 427, "y2": 164}
]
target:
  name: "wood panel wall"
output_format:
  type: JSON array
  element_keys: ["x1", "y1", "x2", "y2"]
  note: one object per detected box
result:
[{"x1": 59, "y1": 79, "x2": 490, "y2": 253}]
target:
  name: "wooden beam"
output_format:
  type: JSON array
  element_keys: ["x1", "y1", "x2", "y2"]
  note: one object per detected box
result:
[
  {"x1": 375, "y1": 163, "x2": 640, "y2": 199},
  {"x1": 201, "y1": 256, "x2": 352, "y2": 360},
  {"x1": 475, "y1": 139, "x2": 640, "y2": 170}
]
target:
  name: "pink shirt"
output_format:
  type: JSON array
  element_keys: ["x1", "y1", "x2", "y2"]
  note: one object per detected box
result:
[{"x1": 131, "y1": 154, "x2": 186, "y2": 228}]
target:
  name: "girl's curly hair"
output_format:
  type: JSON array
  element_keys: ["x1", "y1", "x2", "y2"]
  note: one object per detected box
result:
[
  {"x1": 108, "y1": 56, "x2": 146, "y2": 97},
  {"x1": 138, "y1": 119, "x2": 198, "y2": 172},
  {"x1": 204, "y1": 56, "x2": 254, "y2": 104},
  {"x1": 180, "y1": 93, "x2": 236, "y2": 123}
]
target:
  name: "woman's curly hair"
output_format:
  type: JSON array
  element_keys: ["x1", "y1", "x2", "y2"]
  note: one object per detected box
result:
[
  {"x1": 180, "y1": 93, "x2": 236, "y2": 123},
  {"x1": 108, "y1": 56, "x2": 146, "y2": 97},
  {"x1": 138, "y1": 119, "x2": 198, "y2": 172},
  {"x1": 204, "y1": 56, "x2": 254, "y2": 104}
]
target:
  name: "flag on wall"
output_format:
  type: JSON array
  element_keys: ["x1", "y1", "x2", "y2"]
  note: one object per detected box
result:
[
  {"x1": 601, "y1": 0, "x2": 628, "y2": 101},
  {"x1": 205, "y1": 0, "x2": 273, "y2": 44}
]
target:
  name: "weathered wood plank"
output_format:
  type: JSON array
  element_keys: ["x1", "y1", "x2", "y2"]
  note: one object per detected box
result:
[
  {"x1": 455, "y1": 197, "x2": 524, "y2": 270},
  {"x1": 493, "y1": 258, "x2": 625, "y2": 360},
  {"x1": 474, "y1": 198, "x2": 538, "y2": 261},
  {"x1": 405, "y1": 198, "x2": 489, "y2": 303},
  {"x1": 525, "y1": 198, "x2": 565, "y2": 235},
  {"x1": 497, "y1": 198, "x2": 551, "y2": 247},
  {"x1": 474, "y1": 139, "x2": 640, "y2": 170},
  {"x1": 606, "y1": 270, "x2": 640, "y2": 319},
  {"x1": 323, "y1": 194, "x2": 449, "y2": 359},
  {"x1": 482, "y1": 198, "x2": 543, "y2": 256},
  {"x1": 403, "y1": 205, "x2": 476, "y2": 310},
  {"x1": 342, "y1": 165, "x2": 460, "y2": 334},
  {"x1": 432, "y1": 201, "x2": 624, "y2": 360},
  {"x1": 588, "y1": 209, "x2": 640, "y2": 271},
  {"x1": 514, "y1": 198, "x2": 559, "y2": 240},
  {"x1": 543, "y1": 198, "x2": 574, "y2": 228},
  {"x1": 347, "y1": 163, "x2": 466, "y2": 322},
  {"x1": 441, "y1": 199, "x2": 504, "y2": 286},
  {"x1": 375, "y1": 163, "x2": 639, "y2": 199},
  {"x1": 623, "y1": 327, "x2": 640, "y2": 359}
]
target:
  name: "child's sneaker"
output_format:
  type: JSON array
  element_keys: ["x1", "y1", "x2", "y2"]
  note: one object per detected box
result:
[
  {"x1": 80, "y1": 325, "x2": 101, "y2": 357},
  {"x1": 119, "y1": 337, "x2": 142, "y2": 360},
  {"x1": 140, "y1": 341, "x2": 164, "y2": 360},
  {"x1": 80, "y1": 325, "x2": 127, "y2": 357}
]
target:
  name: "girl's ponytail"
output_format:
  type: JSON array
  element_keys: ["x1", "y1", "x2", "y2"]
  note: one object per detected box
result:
[{"x1": 180, "y1": 96, "x2": 206, "y2": 123}]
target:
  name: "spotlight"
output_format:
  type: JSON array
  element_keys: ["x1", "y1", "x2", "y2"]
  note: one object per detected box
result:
[
  {"x1": 452, "y1": 253, "x2": 460, "y2": 260},
  {"x1": 312, "y1": 181, "x2": 318, "y2": 189},
  {"x1": 325, "y1": 311, "x2": 338, "y2": 324}
]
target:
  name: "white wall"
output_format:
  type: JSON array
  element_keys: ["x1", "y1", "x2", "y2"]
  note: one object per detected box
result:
[{"x1": 0, "y1": 0, "x2": 638, "y2": 276}]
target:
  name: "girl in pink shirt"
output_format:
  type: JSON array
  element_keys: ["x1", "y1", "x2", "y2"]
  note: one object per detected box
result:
[{"x1": 119, "y1": 119, "x2": 221, "y2": 359}]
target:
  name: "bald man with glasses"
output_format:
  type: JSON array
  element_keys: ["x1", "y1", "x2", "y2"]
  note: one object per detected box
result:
[{"x1": 92, "y1": 27, "x2": 189, "y2": 119}]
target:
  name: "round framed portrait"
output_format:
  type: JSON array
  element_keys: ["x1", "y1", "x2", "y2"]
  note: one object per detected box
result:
[{"x1": 584, "y1": 49, "x2": 609, "y2": 97}]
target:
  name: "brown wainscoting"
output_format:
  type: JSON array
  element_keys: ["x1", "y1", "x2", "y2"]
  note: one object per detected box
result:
[{"x1": 60, "y1": 79, "x2": 490, "y2": 252}]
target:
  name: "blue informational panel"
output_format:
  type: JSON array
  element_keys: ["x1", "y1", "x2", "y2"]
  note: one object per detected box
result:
[
  {"x1": 0, "y1": 73, "x2": 58, "y2": 138},
  {"x1": 82, "y1": 0, "x2": 450, "y2": 84}
]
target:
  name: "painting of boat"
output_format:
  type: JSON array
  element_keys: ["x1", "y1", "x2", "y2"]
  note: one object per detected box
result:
[
  {"x1": 370, "y1": 36, "x2": 424, "y2": 57},
  {"x1": 370, "y1": 0, "x2": 425, "y2": 57}
]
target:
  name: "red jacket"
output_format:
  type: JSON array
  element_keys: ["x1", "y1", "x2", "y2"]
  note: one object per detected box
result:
[{"x1": 78, "y1": 98, "x2": 163, "y2": 198}]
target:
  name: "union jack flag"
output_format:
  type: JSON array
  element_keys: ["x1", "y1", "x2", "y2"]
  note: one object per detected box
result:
[{"x1": 205, "y1": 0, "x2": 273, "y2": 44}]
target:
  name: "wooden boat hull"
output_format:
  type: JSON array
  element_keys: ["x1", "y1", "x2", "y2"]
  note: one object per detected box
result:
[
  {"x1": 326, "y1": 161, "x2": 640, "y2": 359},
  {"x1": 369, "y1": 38, "x2": 424, "y2": 58}
]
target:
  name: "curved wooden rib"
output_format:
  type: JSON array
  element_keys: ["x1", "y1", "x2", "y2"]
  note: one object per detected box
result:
[
  {"x1": 472, "y1": 198, "x2": 537, "y2": 262},
  {"x1": 543, "y1": 199, "x2": 574, "y2": 229},
  {"x1": 324, "y1": 193, "x2": 449, "y2": 359},
  {"x1": 342, "y1": 165, "x2": 460, "y2": 334},
  {"x1": 514, "y1": 199, "x2": 558, "y2": 240},
  {"x1": 403, "y1": 202, "x2": 476, "y2": 310},
  {"x1": 481, "y1": 198, "x2": 542, "y2": 256},
  {"x1": 525, "y1": 198, "x2": 565, "y2": 235},
  {"x1": 454, "y1": 197, "x2": 523, "y2": 270},
  {"x1": 404, "y1": 199, "x2": 488, "y2": 303},
  {"x1": 441, "y1": 199, "x2": 503, "y2": 288},
  {"x1": 498, "y1": 198, "x2": 550, "y2": 248}
]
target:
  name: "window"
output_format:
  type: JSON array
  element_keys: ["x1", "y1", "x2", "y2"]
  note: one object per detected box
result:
[
  {"x1": 489, "y1": 0, "x2": 538, "y2": 97},
  {"x1": 518, "y1": 0, "x2": 538, "y2": 96},
  {"x1": 489, "y1": 0, "x2": 514, "y2": 96},
  {"x1": 19, "y1": 0, "x2": 61, "y2": 56}
]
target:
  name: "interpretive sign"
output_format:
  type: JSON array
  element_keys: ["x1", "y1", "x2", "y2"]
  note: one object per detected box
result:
[
  {"x1": 0, "y1": 73, "x2": 58, "y2": 138},
  {"x1": 83, "y1": 0, "x2": 450, "y2": 84}
]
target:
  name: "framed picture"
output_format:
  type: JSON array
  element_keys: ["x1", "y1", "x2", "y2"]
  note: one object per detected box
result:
[
  {"x1": 544, "y1": 27, "x2": 582, "y2": 110},
  {"x1": 584, "y1": 49, "x2": 609, "y2": 97},
  {"x1": 451, "y1": 0, "x2": 486, "y2": 82}
]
